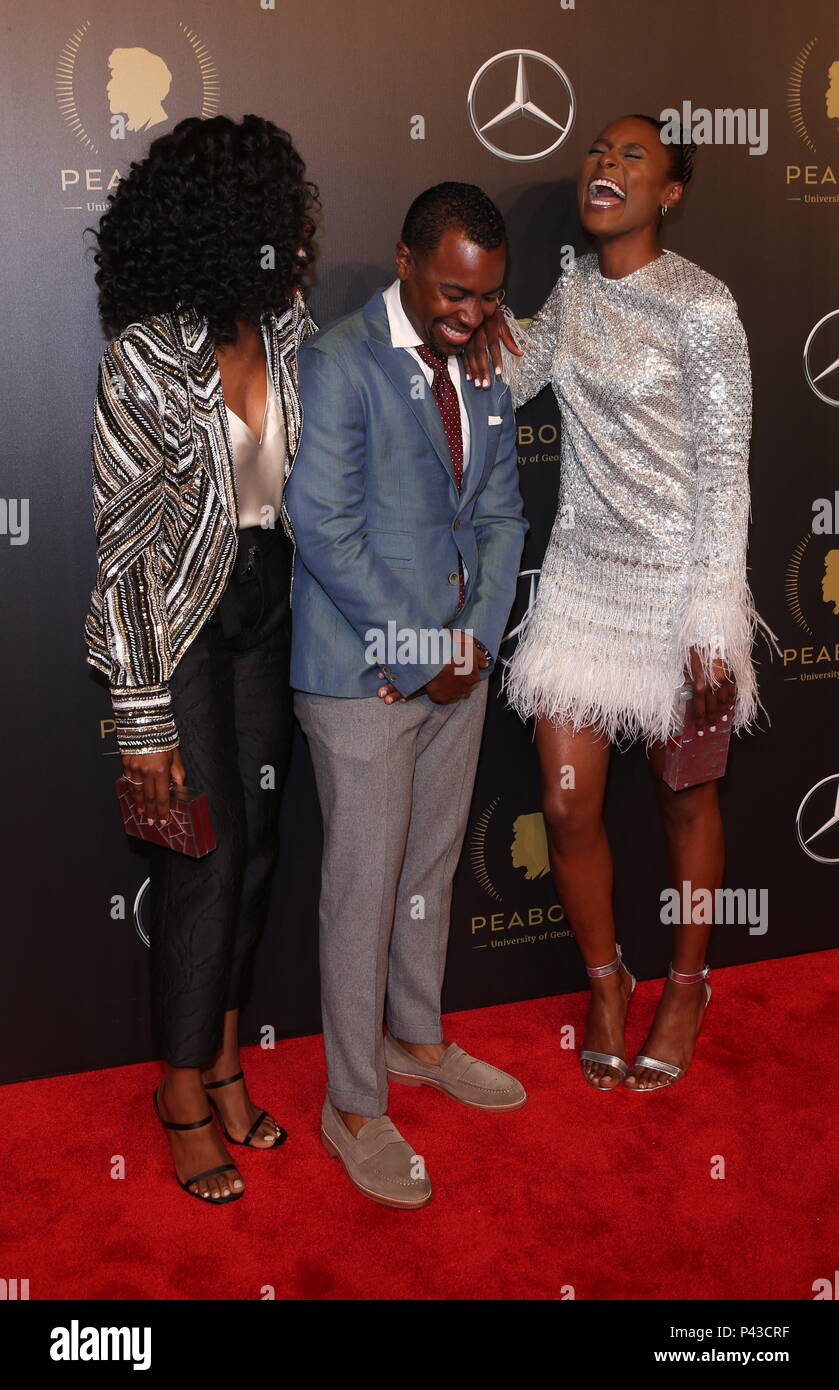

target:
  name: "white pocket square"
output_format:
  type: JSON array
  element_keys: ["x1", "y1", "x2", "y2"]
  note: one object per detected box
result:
[{"x1": 488, "y1": 415, "x2": 503, "y2": 425}]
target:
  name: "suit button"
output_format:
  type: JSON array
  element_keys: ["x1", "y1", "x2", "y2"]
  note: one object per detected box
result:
[
  {"x1": 453, "y1": 520, "x2": 460, "y2": 531},
  {"x1": 448, "y1": 571, "x2": 459, "y2": 585}
]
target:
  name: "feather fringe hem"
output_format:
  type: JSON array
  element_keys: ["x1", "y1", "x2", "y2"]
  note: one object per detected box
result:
[
  {"x1": 504, "y1": 640, "x2": 687, "y2": 749},
  {"x1": 503, "y1": 562, "x2": 765, "y2": 749},
  {"x1": 673, "y1": 573, "x2": 765, "y2": 735}
]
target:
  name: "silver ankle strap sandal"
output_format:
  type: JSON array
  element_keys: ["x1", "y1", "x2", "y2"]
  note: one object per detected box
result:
[
  {"x1": 629, "y1": 963, "x2": 712, "y2": 1091},
  {"x1": 579, "y1": 944, "x2": 637, "y2": 1090}
]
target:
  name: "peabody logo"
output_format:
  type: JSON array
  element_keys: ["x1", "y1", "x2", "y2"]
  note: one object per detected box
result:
[
  {"x1": 468, "y1": 795, "x2": 566, "y2": 942},
  {"x1": 786, "y1": 532, "x2": 839, "y2": 630},
  {"x1": 795, "y1": 774, "x2": 839, "y2": 863},
  {"x1": 469, "y1": 795, "x2": 552, "y2": 901},
  {"x1": 783, "y1": 532, "x2": 839, "y2": 682},
  {"x1": 55, "y1": 18, "x2": 219, "y2": 209},
  {"x1": 788, "y1": 37, "x2": 839, "y2": 152},
  {"x1": 786, "y1": 36, "x2": 839, "y2": 202},
  {"x1": 804, "y1": 310, "x2": 839, "y2": 405},
  {"x1": 467, "y1": 51, "x2": 575, "y2": 162}
]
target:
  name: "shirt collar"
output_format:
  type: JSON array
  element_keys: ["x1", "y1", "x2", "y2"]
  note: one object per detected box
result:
[{"x1": 382, "y1": 279, "x2": 423, "y2": 350}]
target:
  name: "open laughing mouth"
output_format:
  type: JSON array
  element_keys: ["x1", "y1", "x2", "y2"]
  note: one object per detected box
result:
[
  {"x1": 586, "y1": 177, "x2": 626, "y2": 209},
  {"x1": 438, "y1": 322, "x2": 473, "y2": 346}
]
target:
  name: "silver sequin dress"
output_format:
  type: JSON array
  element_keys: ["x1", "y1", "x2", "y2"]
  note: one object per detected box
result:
[{"x1": 505, "y1": 249, "x2": 759, "y2": 744}]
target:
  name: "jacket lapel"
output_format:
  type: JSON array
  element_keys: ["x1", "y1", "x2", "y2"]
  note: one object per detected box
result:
[
  {"x1": 173, "y1": 294, "x2": 312, "y2": 531},
  {"x1": 264, "y1": 291, "x2": 310, "y2": 462},
  {"x1": 363, "y1": 293, "x2": 457, "y2": 488},
  {"x1": 173, "y1": 307, "x2": 238, "y2": 527},
  {"x1": 459, "y1": 357, "x2": 490, "y2": 504}
]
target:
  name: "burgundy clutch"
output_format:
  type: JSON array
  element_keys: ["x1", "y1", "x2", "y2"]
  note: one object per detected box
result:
[
  {"x1": 116, "y1": 777, "x2": 216, "y2": 857},
  {"x1": 661, "y1": 684, "x2": 732, "y2": 791}
]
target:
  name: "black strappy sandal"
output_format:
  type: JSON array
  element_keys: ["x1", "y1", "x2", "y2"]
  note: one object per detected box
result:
[
  {"x1": 204, "y1": 1070, "x2": 288, "y2": 1149},
  {"x1": 153, "y1": 1084, "x2": 243, "y2": 1203}
]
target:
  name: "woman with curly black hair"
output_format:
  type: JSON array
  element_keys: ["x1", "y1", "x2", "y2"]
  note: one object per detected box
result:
[{"x1": 84, "y1": 114, "x2": 318, "y2": 1204}]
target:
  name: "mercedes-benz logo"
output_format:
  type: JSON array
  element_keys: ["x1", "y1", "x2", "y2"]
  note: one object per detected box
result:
[
  {"x1": 500, "y1": 568, "x2": 541, "y2": 667},
  {"x1": 795, "y1": 774, "x2": 839, "y2": 863},
  {"x1": 803, "y1": 310, "x2": 839, "y2": 406},
  {"x1": 133, "y1": 876, "x2": 151, "y2": 947},
  {"x1": 467, "y1": 51, "x2": 575, "y2": 162}
]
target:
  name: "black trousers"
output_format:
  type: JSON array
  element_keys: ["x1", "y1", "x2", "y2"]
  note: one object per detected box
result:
[{"x1": 148, "y1": 525, "x2": 293, "y2": 1068}]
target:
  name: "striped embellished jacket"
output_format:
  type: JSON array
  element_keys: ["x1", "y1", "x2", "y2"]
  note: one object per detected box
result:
[{"x1": 84, "y1": 290, "x2": 317, "y2": 754}]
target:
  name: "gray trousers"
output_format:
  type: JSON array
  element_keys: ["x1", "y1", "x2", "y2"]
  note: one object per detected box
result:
[{"x1": 294, "y1": 681, "x2": 489, "y2": 1116}]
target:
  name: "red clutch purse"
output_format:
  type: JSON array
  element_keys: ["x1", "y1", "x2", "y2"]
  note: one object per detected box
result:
[
  {"x1": 661, "y1": 684, "x2": 732, "y2": 791},
  {"x1": 116, "y1": 777, "x2": 216, "y2": 857}
]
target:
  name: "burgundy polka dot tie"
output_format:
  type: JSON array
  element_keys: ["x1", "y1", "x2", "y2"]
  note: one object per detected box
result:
[{"x1": 416, "y1": 343, "x2": 465, "y2": 612}]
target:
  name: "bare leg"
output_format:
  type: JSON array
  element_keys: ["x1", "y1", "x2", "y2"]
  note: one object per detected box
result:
[
  {"x1": 156, "y1": 1063, "x2": 243, "y2": 1201},
  {"x1": 201, "y1": 1008, "x2": 283, "y2": 1145},
  {"x1": 625, "y1": 746, "x2": 721, "y2": 1090},
  {"x1": 536, "y1": 718, "x2": 633, "y2": 1089}
]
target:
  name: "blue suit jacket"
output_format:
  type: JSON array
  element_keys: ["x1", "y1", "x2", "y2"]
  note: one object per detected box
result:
[{"x1": 285, "y1": 289, "x2": 527, "y2": 697}]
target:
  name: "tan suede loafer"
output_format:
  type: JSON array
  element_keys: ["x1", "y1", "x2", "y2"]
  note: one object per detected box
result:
[
  {"x1": 384, "y1": 1035, "x2": 527, "y2": 1111},
  {"x1": 320, "y1": 1098, "x2": 432, "y2": 1209}
]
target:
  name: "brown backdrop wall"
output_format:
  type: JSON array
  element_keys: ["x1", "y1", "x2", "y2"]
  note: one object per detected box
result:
[{"x1": 0, "y1": 0, "x2": 837, "y2": 1081}]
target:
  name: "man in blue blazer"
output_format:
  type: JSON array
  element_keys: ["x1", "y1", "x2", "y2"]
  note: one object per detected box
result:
[{"x1": 285, "y1": 184, "x2": 528, "y2": 1209}]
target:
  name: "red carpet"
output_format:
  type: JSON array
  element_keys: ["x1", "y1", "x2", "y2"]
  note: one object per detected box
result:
[{"x1": 6, "y1": 952, "x2": 838, "y2": 1301}]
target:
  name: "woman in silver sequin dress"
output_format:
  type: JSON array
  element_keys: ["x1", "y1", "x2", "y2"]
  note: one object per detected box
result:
[{"x1": 468, "y1": 114, "x2": 759, "y2": 1093}]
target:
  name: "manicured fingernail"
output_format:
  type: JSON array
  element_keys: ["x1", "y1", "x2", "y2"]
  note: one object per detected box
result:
[
  {"x1": 697, "y1": 730, "x2": 704, "y2": 738},
  {"x1": 482, "y1": 378, "x2": 489, "y2": 388},
  {"x1": 465, "y1": 372, "x2": 471, "y2": 380},
  {"x1": 709, "y1": 725, "x2": 717, "y2": 732},
  {"x1": 495, "y1": 366, "x2": 502, "y2": 375},
  {"x1": 722, "y1": 714, "x2": 728, "y2": 722}
]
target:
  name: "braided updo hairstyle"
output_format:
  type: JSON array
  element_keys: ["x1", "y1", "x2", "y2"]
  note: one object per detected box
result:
[{"x1": 631, "y1": 113, "x2": 697, "y2": 187}]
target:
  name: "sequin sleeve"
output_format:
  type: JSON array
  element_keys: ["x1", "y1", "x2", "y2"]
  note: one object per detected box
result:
[
  {"x1": 674, "y1": 286, "x2": 757, "y2": 682},
  {"x1": 506, "y1": 272, "x2": 566, "y2": 410},
  {"x1": 296, "y1": 286, "x2": 319, "y2": 343},
  {"x1": 86, "y1": 332, "x2": 178, "y2": 754}
]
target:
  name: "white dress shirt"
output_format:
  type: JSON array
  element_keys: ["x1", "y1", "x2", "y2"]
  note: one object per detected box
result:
[{"x1": 382, "y1": 279, "x2": 470, "y2": 471}]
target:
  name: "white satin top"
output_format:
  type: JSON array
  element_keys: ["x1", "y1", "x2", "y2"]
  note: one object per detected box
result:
[{"x1": 226, "y1": 364, "x2": 288, "y2": 530}]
